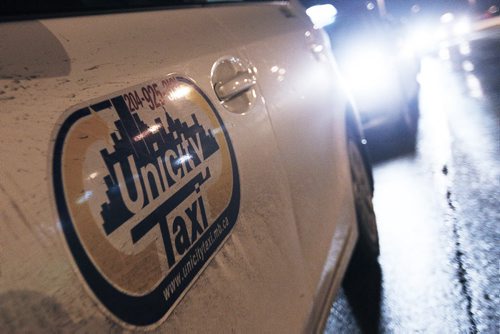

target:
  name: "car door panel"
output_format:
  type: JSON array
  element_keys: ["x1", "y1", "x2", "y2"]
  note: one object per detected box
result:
[
  {"x1": 0, "y1": 2, "x2": 356, "y2": 332},
  {"x1": 209, "y1": 0, "x2": 358, "y2": 323}
]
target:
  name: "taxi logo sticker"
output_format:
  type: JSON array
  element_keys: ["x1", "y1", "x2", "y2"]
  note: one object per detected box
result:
[{"x1": 52, "y1": 76, "x2": 240, "y2": 327}]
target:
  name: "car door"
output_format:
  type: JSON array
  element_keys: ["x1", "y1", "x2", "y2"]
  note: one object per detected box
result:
[
  {"x1": 0, "y1": 0, "x2": 356, "y2": 332},
  {"x1": 210, "y1": 1, "x2": 358, "y2": 329}
]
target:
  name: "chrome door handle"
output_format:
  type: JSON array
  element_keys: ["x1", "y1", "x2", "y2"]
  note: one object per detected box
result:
[
  {"x1": 214, "y1": 71, "x2": 256, "y2": 102},
  {"x1": 211, "y1": 57, "x2": 258, "y2": 114}
]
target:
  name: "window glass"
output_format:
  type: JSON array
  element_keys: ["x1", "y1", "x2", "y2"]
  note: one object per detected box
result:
[{"x1": 0, "y1": 0, "x2": 268, "y2": 20}]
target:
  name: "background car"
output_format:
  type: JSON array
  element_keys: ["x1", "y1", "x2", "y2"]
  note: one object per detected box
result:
[
  {"x1": 304, "y1": 0, "x2": 421, "y2": 154},
  {"x1": 0, "y1": 0, "x2": 378, "y2": 332}
]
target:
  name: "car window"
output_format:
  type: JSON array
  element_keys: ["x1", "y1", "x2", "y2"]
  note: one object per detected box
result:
[{"x1": 0, "y1": 0, "x2": 272, "y2": 20}]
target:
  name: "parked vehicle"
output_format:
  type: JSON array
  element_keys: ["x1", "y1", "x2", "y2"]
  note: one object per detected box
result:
[
  {"x1": 0, "y1": 0, "x2": 378, "y2": 332},
  {"x1": 305, "y1": 0, "x2": 421, "y2": 150}
]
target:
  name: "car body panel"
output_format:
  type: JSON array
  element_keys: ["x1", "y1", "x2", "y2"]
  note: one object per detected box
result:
[
  {"x1": 209, "y1": 1, "x2": 358, "y2": 326},
  {"x1": 0, "y1": 1, "x2": 357, "y2": 332}
]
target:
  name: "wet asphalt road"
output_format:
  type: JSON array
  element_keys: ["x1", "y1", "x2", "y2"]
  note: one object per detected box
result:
[{"x1": 325, "y1": 28, "x2": 500, "y2": 333}]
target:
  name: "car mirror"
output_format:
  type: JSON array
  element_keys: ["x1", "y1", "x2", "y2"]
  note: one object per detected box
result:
[{"x1": 305, "y1": 3, "x2": 338, "y2": 29}]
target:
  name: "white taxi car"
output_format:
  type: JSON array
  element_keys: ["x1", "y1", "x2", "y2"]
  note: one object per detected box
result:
[{"x1": 0, "y1": 0, "x2": 378, "y2": 332}]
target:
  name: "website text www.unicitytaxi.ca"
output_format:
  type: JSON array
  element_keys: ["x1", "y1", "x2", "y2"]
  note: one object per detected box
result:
[{"x1": 162, "y1": 217, "x2": 230, "y2": 301}]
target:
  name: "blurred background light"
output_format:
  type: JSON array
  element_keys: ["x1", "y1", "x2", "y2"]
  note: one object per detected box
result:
[
  {"x1": 440, "y1": 12, "x2": 455, "y2": 24},
  {"x1": 453, "y1": 17, "x2": 471, "y2": 36}
]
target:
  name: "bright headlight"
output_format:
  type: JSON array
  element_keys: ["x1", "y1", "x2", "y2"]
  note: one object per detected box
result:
[
  {"x1": 344, "y1": 49, "x2": 389, "y2": 85},
  {"x1": 341, "y1": 47, "x2": 397, "y2": 104}
]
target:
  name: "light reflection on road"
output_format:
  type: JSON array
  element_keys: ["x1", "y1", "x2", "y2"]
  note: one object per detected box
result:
[
  {"x1": 373, "y1": 59, "x2": 471, "y2": 330},
  {"x1": 326, "y1": 34, "x2": 500, "y2": 332}
]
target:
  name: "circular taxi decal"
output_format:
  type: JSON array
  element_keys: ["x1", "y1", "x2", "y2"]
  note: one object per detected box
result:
[{"x1": 52, "y1": 76, "x2": 240, "y2": 327}]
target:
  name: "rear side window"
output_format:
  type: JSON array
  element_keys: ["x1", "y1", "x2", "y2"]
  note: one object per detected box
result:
[{"x1": 0, "y1": 0, "x2": 268, "y2": 20}]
